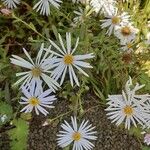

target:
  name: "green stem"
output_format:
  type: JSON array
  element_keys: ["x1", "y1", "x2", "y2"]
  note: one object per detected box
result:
[
  {"x1": 13, "y1": 105, "x2": 21, "y2": 120},
  {"x1": 73, "y1": 97, "x2": 79, "y2": 116},
  {"x1": 48, "y1": 110, "x2": 72, "y2": 123},
  {"x1": 48, "y1": 104, "x2": 101, "y2": 123},
  {"x1": 12, "y1": 13, "x2": 47, "y2": 40},
  {"x1": 78, "y1": 97, "x2": 83, "y2": 115}
]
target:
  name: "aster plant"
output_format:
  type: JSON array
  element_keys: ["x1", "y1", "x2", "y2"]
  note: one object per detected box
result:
[
  {"x1": 114, "y1": 23, "x2": 139, "y2": 45},
  {"x1": 57, "y1": 116, "x2": 97, "y2": 150},
  {"x1": 10, "y1": 43, "x2": 60, "y2": 92},
  {"x1": 105, "y1": 77, "x2": 150, "y2": 129},
  {"x1": 46, "y1": 32, "x2": 94, "y2": 86},
  {"x1": 20, "y1": 83, "x2": 56, "y2": 116},
  {"x1": 100, "y1": 8, "x2": 130, "y2": 36}
]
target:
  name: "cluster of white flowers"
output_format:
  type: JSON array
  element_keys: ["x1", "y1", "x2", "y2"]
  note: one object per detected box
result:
[
  {"x1": 72, "y1": 0, "x2": 146, "y2": 53},
  {"x1": 11, "y1": 32, "x2": 94, "y2": 115},
  {"x1": 91, "y1": 0, "x2": 139, "y2": 52},
  {"x1": 105, "y1": 77, "x2": 150, "y2": 130},
  {"x1": 11, "y1": 32, "x2": 96, "y2": 149}
]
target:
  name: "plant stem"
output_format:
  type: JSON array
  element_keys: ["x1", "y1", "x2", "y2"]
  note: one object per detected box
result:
[
  {"x1": 73, "y1": 97, "x2": 79, "y2": 116},
  {"x1": 12, "y1": 13, "x2": 47, "y2": 40}
]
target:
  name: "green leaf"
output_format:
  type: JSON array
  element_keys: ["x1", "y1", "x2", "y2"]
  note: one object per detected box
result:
[
  {"x1": 129, "y1": 126, "x2": 142, "y2": 138},
  {"x1": 20, "y1": 113, "x2": 32, "y2": 121},
  {"x1": 8, "y1": 118, "x2": 29, "y2": 150},
  {"x1": 52, "y1": 25, "x2": 58, "y2": 39},
  {"x1": 0, "y1": 102, "x2": 13, "y2": 125},
  {"x1": 29, "y1": 22, "x2": 37, "y2": 32},
  {"x1": 63, "y1": 145, "x2": 70, "y2": 150}
]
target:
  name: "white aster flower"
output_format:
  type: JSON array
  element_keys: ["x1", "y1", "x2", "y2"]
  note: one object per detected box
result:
[
  {"x1": 1, "y1": 0, "x2": 20, "y2": 9},
  {"x1": 101, "y1": 8, "x2": 130, "y2": 36},
  {"x1": 105, "y1": 93, "x2": 148, "y2": 129},
  {"x1": 57, "y1": 116, "x2": 97, "y2": 150},
  {"x1": 105, "y1": 77, "x2": 149, "y2": 129},
  {"x1": 120, "y1": 41, "x2": 134, "y2": 52},
  {"x1": 114, "y1": 23, "x2": 139, "y2": 45},
  {"x1": 73, "y1": 6, "x2": 92, "y2": 26},
  {"x1": 20, "y1": 83, "x2": 56, "y2": 116},
  {"x1": 90, "y1": 0, "x2": 116, "y2": 15},
  {"x1": 33, "y1": 0, "x2": 62, "y2": 16},
  {"x1": 47, "y1": 32, "x2": 94, "y2": 86},
  {"x1": 10, "y1": 43, "x2": 59, "y2": 92}
]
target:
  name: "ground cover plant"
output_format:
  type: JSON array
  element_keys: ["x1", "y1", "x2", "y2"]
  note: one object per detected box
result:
[{"x1": 0, "y1": 0, "x2": 150, "y2": 149}]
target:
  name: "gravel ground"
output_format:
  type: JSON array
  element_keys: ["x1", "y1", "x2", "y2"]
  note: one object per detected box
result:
[
  {"x1": 27, "y1": 94, "x2": 142, "y2": 150},
  {"x1": 0, "y1": 132, "x2": 10, "y2": 150}
]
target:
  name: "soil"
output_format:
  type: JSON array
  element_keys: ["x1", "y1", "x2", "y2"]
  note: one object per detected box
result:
[{"x1": 0, "y1": 132, "x2": 10, "y2": 150}]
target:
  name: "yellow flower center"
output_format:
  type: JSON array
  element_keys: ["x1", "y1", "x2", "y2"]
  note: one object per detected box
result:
[
  {"x1": 29, "y1": 97, "x2": 40, "y2": 106},
  {"x1": 72, "y1": 132, "x2": 81, "y2": 141},
  {"x1": 121, "y1": 26, "x2": 131, "y2": 36},
  {"x1": 31, "y1": 67, "x2": 42, "y2": 77},
  {"x1": 63, "y1": 54, "x2": 74, "y2": 65},
  {"x1": 127, "y1": 43, "x2": 132, "y2": 49},
  {"x1": 112, "y1": 16, "x2": 120, "y2": 24},
  {"x1": 123, "y1": 105, "x2": 133, "y2": 116}
]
